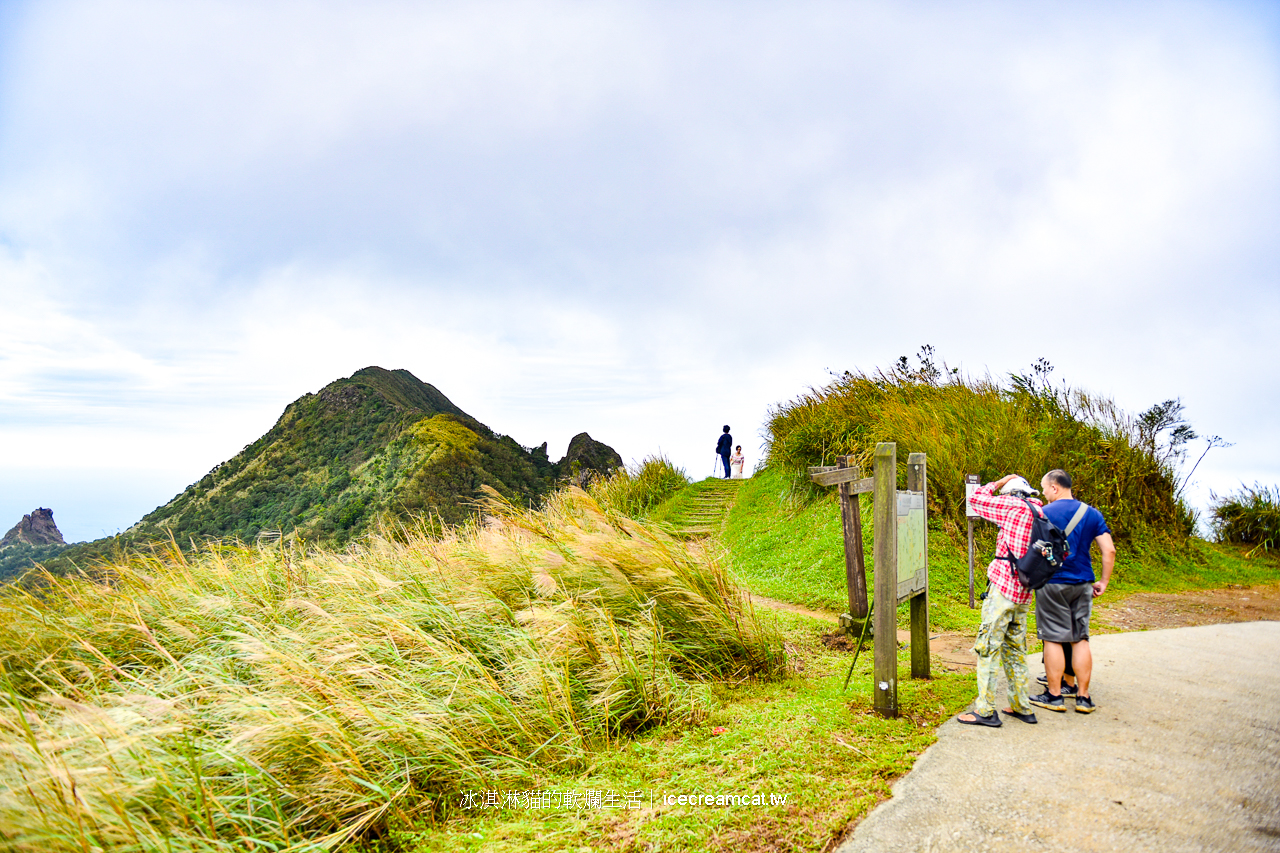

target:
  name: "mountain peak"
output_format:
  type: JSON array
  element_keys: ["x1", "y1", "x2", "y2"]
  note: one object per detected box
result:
[
  {"x1": 343, "y1": 367, "x2": 469, "y2": 417},
  {"x1": 122, "y1": 367, "x2": 622, "y2": 547},
  {"x1": 1, "y1": 508, "x2": 66, "y2": 549},
  {"x1": 559, "y1": 432, "x2": 624, "y2": 474}
]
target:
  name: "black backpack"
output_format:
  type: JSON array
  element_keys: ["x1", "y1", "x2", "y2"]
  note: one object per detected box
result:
[{"x1": 999, "y1": 499, "x2": 1089, "y2": 590}]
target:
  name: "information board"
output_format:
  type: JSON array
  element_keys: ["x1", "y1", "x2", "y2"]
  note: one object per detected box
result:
[
  {"x1": 896, "y1": 490, "x2": 926, "y2": 600},
  {"x1": 965, "y1": 474, "x2": 981, "y2": 518}
]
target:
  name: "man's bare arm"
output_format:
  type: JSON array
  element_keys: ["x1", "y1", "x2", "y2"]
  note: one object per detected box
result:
[{"x1": 1092, "y1": 532, "x2": 1116, "y2": 597}]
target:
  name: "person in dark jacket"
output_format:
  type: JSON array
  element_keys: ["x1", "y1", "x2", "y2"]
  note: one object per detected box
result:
[{"x1": 716, "y1": 426, "x2": 733, "y2": 478}]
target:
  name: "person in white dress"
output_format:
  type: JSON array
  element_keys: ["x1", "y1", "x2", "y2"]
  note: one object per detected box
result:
[{"x1": 729, "y1": 446, "x2": 746, "y2": 479}]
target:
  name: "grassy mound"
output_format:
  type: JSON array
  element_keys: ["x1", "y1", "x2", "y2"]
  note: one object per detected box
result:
[
  {"x1": 766, "y1": 361, "x2": 1196, "y2": 544},
  {"x1": 586, "y1": 455, "x2": 690, "y2": 518},
  {"x1": 1212, "y1": 484, "x2": 1280, "y2": 556},
  {"x1": 0, "y1": 488, "x2": 781, "y2": 852}
]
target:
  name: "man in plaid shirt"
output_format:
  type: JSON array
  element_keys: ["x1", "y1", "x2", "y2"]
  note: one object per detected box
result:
[{"x1": 956, "y1": 473, "x2": 1042, "y2": 727}]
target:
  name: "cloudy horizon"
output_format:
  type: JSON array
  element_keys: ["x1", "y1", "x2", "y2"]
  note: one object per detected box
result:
[{"x1": 2, "y1": 1, "x2": 1277, "y2": 543}]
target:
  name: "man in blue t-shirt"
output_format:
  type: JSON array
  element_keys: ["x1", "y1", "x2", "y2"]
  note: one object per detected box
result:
[{"x1": 1028, "y1": 469, "x2": 1116, "y2": 715}]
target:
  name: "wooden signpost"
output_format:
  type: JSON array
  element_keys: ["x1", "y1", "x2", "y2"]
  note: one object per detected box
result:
[
  {"x1": 808, "y1": 456, "x2": 873, "y2": 623},
  {"x1": 811, "y1": 442, "x2": 929, "y2": 718},
  {"x1": 965, "y1": 474, "x2": 980, "y2": 609}
]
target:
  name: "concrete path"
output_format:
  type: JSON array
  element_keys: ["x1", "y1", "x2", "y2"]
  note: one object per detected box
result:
[{"x1": 836, "y1": 622, "x2": 1280, "y2": 853}]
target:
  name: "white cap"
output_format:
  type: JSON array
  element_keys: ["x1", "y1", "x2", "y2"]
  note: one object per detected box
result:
[{"x1": 999, "y1": 476, "x2": 1039, "y2": 497}]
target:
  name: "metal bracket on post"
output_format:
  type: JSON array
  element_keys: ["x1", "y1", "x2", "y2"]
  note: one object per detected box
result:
[{"x1": 842, "y1": 598, "x2": 874, "y2": 691}]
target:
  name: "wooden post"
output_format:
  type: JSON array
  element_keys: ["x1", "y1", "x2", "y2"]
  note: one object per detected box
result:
[
  {"x1": 907, "y1": 453, "x2": 930, "y2": 680},
  {"x1": 967, "y1": 519, "x2": 975, "y2": 608},
  {"x1": 964, "y1": 474, "x2": 980, "y2": 609},
  {"x1": 836, "y1": 456, "x2": 869, "y2": 619},
  {"x1": 872, "y1": 442, "x2": 898, "y2": 718}
]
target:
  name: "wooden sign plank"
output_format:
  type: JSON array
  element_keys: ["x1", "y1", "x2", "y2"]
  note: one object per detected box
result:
[{"x1": 810, "y1": 468, "x2": 875, "y2": 490}]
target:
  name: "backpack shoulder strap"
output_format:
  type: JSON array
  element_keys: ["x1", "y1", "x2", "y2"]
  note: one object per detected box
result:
[{"x1": 1063, "y1": 502, "x2": 1089, "y2": 536}]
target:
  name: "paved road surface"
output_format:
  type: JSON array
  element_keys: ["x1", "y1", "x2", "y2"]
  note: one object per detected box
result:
[{"x1": 836, "y1": 622, "x2": 1280, "y2": 853}]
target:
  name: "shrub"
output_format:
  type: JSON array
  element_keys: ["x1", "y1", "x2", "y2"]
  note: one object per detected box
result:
[
  {"x1": 587, "y1": 455, "x2": 690, "y2": 518},
  {"x1": 765, "y1": 354, "x2": 1197, "y2": 544},
  {"x1": 1211, "y1": 484, "x2": 1280, "y2": 556}
]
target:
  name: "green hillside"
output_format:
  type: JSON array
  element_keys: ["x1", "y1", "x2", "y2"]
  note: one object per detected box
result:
[
  {"x1": 720, "y1": 467, "x2": 1278, "y2": 634},
  {"x1": 36, "y1": 369, "x2": 623, "y2": 578},
  {"x1": 126, "y1": 366, "x2": 562, "y2": 544},
  {"x1": 0, "y1": 542, "x2": 70, "y2": 583},
  {"x1": 0, "y1": 508, "x2": 71, "y2": 582},
  {"x1": 722, "y1": 350, "x2": 1277, "y2": 625},
  {"x1": 2, "y1": 361, "x2": 1274, "y2": 852}
]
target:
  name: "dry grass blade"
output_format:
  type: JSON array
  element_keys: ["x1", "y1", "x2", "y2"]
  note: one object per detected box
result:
[{"x1": 0, "y1": 487, "x2": 781, "y2": 851}]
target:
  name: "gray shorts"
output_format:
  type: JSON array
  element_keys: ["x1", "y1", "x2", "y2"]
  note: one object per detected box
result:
[{"x1": 1035, "y1": 582, "x2": 1093, "y2": 643}]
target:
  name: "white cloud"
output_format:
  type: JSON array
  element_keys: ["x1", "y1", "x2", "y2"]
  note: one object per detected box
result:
[{"x1": 0, "y1": 0, "x2": 1276, "y2": 536}]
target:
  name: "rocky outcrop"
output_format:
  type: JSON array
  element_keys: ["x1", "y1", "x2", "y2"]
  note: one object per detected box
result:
[
  {"x1": 558, "y1": 433, "x2": 624, "y2": 483},
  {"x1": 1, "y1": 508, "x2": 66, "y2": 549}
]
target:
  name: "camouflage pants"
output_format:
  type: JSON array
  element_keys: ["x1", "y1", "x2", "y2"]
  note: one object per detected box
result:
[{"x1": 972, "y1": 589, "x2": 1032, "y2": 715}]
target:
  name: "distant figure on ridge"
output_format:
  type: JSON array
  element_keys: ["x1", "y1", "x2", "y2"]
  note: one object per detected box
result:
[
  {"x1": 716, "y1": 425, "x2": 733, "y2": 479},
  {"x1": 730, "y1": 446, "x2": 746, "y2": 479}
]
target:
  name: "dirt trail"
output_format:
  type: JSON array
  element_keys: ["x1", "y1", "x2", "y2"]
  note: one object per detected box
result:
[
  {"x1": 751, "y1": 584, "x2": 1280, "y2": 676},
  {"x1": 749, "y1": 594, "x2": 980, "y2": 671},
  {"x1": 1094, "y1": 582, "x2": 1280, "y2": 631}
]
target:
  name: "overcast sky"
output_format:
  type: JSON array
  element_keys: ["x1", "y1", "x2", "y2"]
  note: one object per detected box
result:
[{"x1": 1, "y1": 1, "x2": 1277, "y2": 542}]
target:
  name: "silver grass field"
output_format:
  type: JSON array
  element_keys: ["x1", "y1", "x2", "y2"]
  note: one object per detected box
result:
[{"x1": 0, "y1": 488, "x2": 782, "y2": 852}]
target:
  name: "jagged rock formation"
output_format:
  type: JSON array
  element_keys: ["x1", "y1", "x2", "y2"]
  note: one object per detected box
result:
[
  {"x1": 1, "y1": 508, "x2": 66, "y2": 549},
  {"x1": 0, "y1": 508, "x2": 71, "y2": 582},
  {"x1": 558, "y1": 432, "x2": 625, "y2": 484}
]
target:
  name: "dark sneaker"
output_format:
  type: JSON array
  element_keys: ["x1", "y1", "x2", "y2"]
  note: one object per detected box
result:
[
  {"x1": 1074, "y1": 695, "x2": 1096, "y2": 714},
  {"x1": 1029, "y1": 691, "x2": 1066, "y2": 712},
  {"x1": 1036, "y1": 675, "x2": 1077, "y2": 695}
]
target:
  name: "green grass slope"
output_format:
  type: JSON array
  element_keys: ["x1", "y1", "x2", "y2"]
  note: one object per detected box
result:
[
  {"x1": 0, "y1": 541, "x2": 70, "y2": 583},
  {"x1": 722, "y1": 468, "x2": 1279, "y2": 633},
  {"x1": 649, "y1": 478, "x2": 742, "y2": 538}
]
